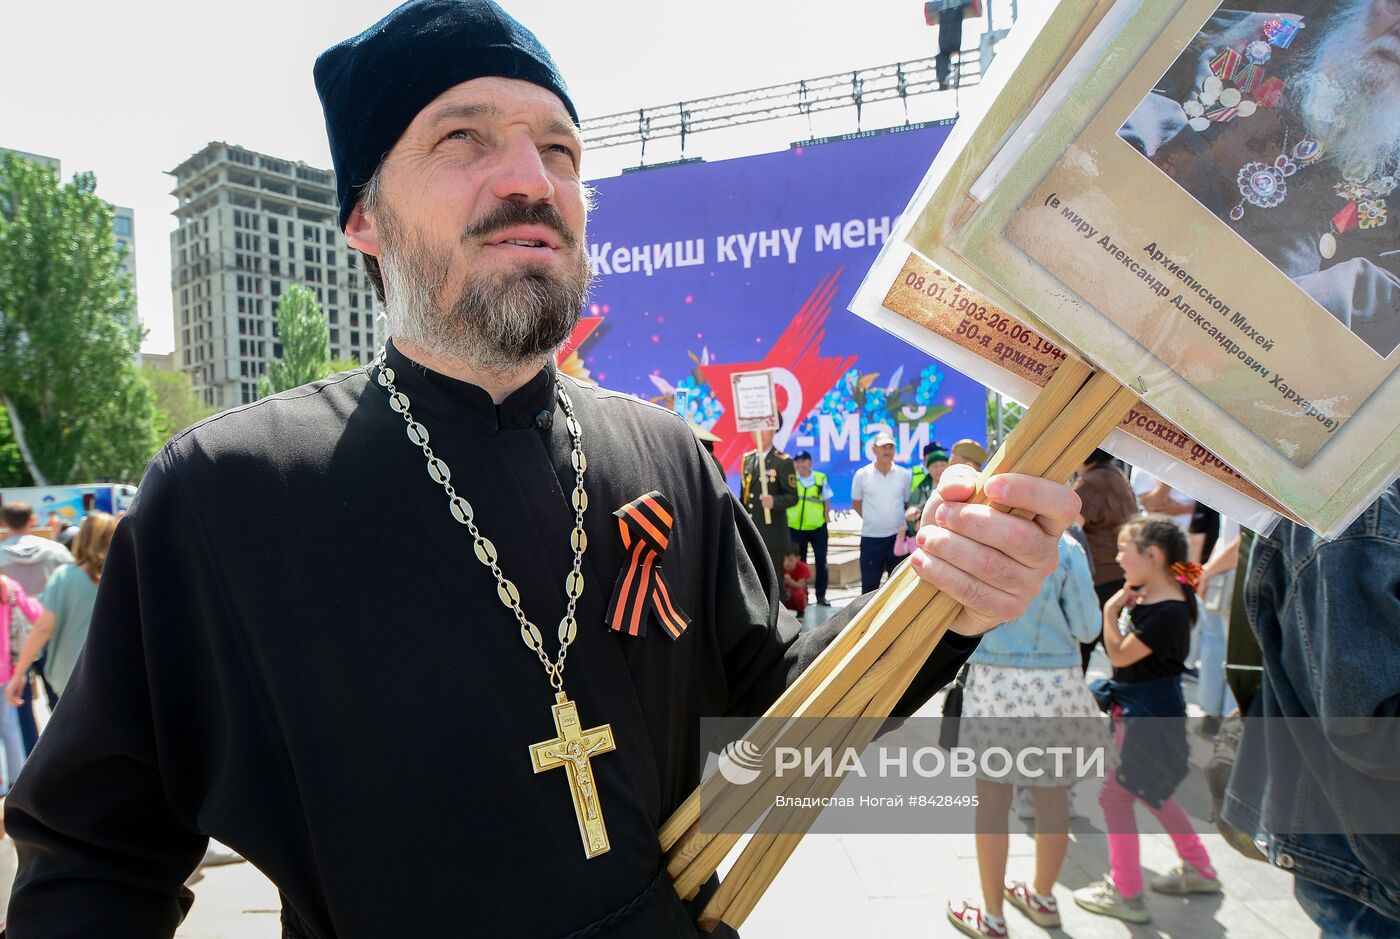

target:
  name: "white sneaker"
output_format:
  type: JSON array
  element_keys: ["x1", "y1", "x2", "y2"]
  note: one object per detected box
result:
[
  {"x1": 1074, "y1": 878, "x2": 1151, "y2": 924},
  {"x1": 1150, "y1": 863, "x2": 1221, "y2": 895}
]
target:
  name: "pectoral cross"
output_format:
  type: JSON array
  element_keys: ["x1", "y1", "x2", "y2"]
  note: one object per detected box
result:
[{"x1": 529, "y1": 691, "x2": 617, "y2": 859}]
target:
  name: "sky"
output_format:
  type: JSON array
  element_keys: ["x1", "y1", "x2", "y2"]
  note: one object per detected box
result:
[{"x1": 2, "y1": 0, "x2": 1003, "y2": 353}]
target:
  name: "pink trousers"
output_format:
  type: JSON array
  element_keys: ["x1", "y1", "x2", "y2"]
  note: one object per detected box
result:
[{"x1": 1100, "y1": 712, "x2": 1215, "y2": 898}]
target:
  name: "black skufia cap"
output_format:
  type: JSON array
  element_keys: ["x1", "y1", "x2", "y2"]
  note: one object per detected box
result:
[{"x1": 314, "y1": 0, "x2": 579, "y2": 231}]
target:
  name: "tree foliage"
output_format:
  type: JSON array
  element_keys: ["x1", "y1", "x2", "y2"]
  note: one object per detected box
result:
[
  {"x1": 0, "y1": 409, "x2": 32, "y2": 487},
  {"x1": 141, "y1": 366, "x2": 216, "y2": 441},
  {"x1": 258, "y1": 284, "x2": 330, "y2": 397},
  {"x1": 0, "y1": 153, "x2": 161, "y2": 484},
  {"x1": 325, "y1": 356, "x2": 364, "y2": 376},
  {"x1": 986, "y1": 392, "x2": 1024, "y2": 451}
]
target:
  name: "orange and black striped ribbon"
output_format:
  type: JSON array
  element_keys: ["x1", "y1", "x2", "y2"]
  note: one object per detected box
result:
[{"x1": 606, "y1": 491, "x2": 689, "y2": 640}]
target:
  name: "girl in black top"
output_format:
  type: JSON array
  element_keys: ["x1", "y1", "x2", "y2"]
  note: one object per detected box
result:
[
  {"x1": 1074, "y1": 515, "x2": 1221, "y2": 924},
  {"x1": 1103, "y1": 515, "x2": 1196, "y2": 684}
]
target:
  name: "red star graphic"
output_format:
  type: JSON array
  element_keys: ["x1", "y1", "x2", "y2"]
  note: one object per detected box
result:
[
  {"x1": 700, "y1": 269, "x2": 857, "y2": 474},
  {"x1": 556, "y1": 315, "x2": 603, "y2": 365}
]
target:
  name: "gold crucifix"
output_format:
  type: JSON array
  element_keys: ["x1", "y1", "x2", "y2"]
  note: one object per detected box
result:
[{"x1": 529, "y1": 692, "x2": 617, "y2": 859}]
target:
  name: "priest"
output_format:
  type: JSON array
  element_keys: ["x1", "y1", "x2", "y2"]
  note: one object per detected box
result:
[{"x1": 4, "y1": 2, "x2": 1080, "y2": 936}]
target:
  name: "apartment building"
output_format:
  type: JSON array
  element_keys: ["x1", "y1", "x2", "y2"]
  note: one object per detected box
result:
[{"x1": 168, "y1": 141, "x2": 381, "y2": 408}]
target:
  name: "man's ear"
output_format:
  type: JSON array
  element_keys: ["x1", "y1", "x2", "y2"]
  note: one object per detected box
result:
[{"x1": 344, "y1": 199, "x2": 381, "y2": 257}]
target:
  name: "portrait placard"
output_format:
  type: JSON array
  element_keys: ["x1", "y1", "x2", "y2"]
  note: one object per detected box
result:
[
  {"x1": 854, "y1": 0, "x2": 1400, "y2": 537},
  {"x1": 1000, "y1": 0, "x2": 1399, "y2": 466},
  {"x1": 730, "y1": 370, "x2": 779, "y2": 432}
]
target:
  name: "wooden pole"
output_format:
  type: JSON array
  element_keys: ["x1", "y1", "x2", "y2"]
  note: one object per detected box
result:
[
  {"x1": 658, "y1": 576, "x2": 903, "y2": 853},
  {"x1": 663, "y1": 359, "x2": 1142, "y2": 930},
  {"x1": 666, "y1": 570, "x2": 933, "y2": 894},
  {"x1": 666, "y1": 359, "x2": 1099, "y2": 877},
  {"x1": 755, "y1": 430, "x2": 772, "y2": 524},
  {"x1": 709, "y1": 379, "x2": 1143, "y2": 930},
  {"x1": 697, "y1": 600, "x2": 960, "y2": 928}
]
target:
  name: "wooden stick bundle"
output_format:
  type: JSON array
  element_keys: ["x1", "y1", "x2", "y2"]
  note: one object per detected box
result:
[
  {"x1": 664, "y1": 360, "x2": 1138, "y2": 931},
  {"x1": 704, "y1": 379, "x2": 1143, "y2": 929},
  {"x1": 666, "y1": 357, "x2": 1104, "y2": 877}
]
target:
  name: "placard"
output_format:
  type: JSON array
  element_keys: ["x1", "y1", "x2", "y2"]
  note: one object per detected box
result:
[
  {"x1": 881, "y1": 253, "x2": 1293, "y2": 520},
  {"x1": 1001, "y1": 0, "x2": 1398, "y2": 466},
  {"x1": 730, "y1": 370, "x2": 779, "y2": 432},
  {"x1": 852, "y1": 0, "x2": 1400, "y2": 537}
]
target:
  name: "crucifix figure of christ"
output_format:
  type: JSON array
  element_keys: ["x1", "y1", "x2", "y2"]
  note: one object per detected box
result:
[{"x1": 529, "y1": 692, "x2": 617, "y2": 859}]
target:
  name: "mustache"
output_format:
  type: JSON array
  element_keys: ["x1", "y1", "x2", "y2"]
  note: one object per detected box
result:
[{"x1": 462, "y1": 201, "x2": 578, "y2": 249}]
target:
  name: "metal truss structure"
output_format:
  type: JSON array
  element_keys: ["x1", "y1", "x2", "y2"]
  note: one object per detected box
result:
[{"x1": 580, "y1": 51, "x2": 986, "y2": 156}]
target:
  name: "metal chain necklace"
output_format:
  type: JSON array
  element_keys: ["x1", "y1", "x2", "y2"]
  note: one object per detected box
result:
[{"x1": 373, "y1": 348, "x2": 618, "y2": 859}]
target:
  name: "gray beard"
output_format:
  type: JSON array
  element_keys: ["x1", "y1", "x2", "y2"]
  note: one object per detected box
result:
[
  {"x1": 1291, "y1": 4, "x2": 1400, "y2": 181},
  {"x1": 378, "y1": 216, "x2": 591, "y2": 375}
]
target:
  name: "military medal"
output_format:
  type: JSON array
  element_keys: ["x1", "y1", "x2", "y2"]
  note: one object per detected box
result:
[
  {"x1": 1179, "y1": 20, "x2": 1300, "y2": 133},
  {"x1": 1316, "y1": 169, "x2": 1395, "y2": 259},
  {"x1": 374, "y1": 350, "x2": 616, "y2": 860},
  {"x1": 1231, "y1": 152, "x2": 1298, "y2": 220},
  {"x1": 1186, "y1": 13, "x2": 1394, "y2": 261}
]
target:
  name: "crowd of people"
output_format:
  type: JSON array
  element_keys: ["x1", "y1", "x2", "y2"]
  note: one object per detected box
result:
[
  {"x1": 758, "y1": 433, "x2": 1396, "y2": 939},
  {"x1": 938, "y1": 448, "x2": 1395, "y2": 939},
  {"x1": 762, "y1": 434, "x2": 990, "y2": 613},
  {"x1": 759, "y1": 439, "x2": 1236, "y2": 933},
  {"x1": 0, "y1": 504, "x2": 114, "y2": 797}
]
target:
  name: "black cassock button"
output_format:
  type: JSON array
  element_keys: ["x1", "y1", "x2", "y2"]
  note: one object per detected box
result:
[{"x1": 535, "y1": 410, "x2": 554, "y2": 431}]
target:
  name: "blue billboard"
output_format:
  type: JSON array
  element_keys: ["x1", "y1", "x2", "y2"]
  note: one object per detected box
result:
[{"x1": 570, "y1": 121, "x2": 984, "y2": 505}]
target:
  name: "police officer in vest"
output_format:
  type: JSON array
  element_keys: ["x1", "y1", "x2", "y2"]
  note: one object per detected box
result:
[
  {"x1": 787, "y1": 450, "x2": 833, "y2": 607},
  {"x1": 741, "y1": 420, "x2": 798, "y2": 579}
]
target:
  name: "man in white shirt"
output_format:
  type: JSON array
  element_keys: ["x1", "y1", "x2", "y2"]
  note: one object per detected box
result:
[
  {"x1": 1129, "y1": 467, "x2": 1194, "y2": 532},
  {"x1": 1196, "y1": 516, "x2": 1241, "y2": 735},
  {"x1": 850, "y1": 432, "x2": 913, "y2": 592}
]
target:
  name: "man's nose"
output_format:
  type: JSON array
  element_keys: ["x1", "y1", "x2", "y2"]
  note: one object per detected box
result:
[{"x1": 489, "y1": 136, "x2": 554, "y2": 205}]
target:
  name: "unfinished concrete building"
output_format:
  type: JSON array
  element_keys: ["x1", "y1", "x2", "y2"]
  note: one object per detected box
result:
[{"x1": 169, "y1": 142, "x2": 382, "y2": 408}]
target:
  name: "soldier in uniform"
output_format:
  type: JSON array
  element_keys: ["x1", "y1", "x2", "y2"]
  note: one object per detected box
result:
[{"x1": 741, "y1": 421, "x2": 798, "y2": 578}]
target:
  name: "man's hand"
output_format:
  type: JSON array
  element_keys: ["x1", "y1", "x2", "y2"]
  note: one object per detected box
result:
[
  {"x1": 909, "y1": 465, "x2": 1080, "y2": 637},
  {"x1": 760, "y1": 494, "x2": 774, "y2": 510}
]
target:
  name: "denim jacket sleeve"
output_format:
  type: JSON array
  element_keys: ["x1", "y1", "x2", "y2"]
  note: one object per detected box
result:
[
  {"x1": 1248, "y1": 483, "x2": 1400, "y2": 780},
  {"x1": 1060, "y1": 538, "x2": 1103, "y2": 645}
]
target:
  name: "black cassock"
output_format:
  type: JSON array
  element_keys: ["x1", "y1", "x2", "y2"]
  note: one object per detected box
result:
[{"x1": 6, "y1": 341, "x2": 974, "y2": 938}]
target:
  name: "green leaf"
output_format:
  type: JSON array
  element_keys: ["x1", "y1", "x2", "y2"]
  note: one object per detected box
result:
[
  {"x1": 919, "y1": 406, "x2": 952, "y2": 424},
  {"x1": 0, "y1": 153, "x2": 161, "y2": 483},
  {"x1": 259, "y1": 284, "x2": 331, "y2": 397}
]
